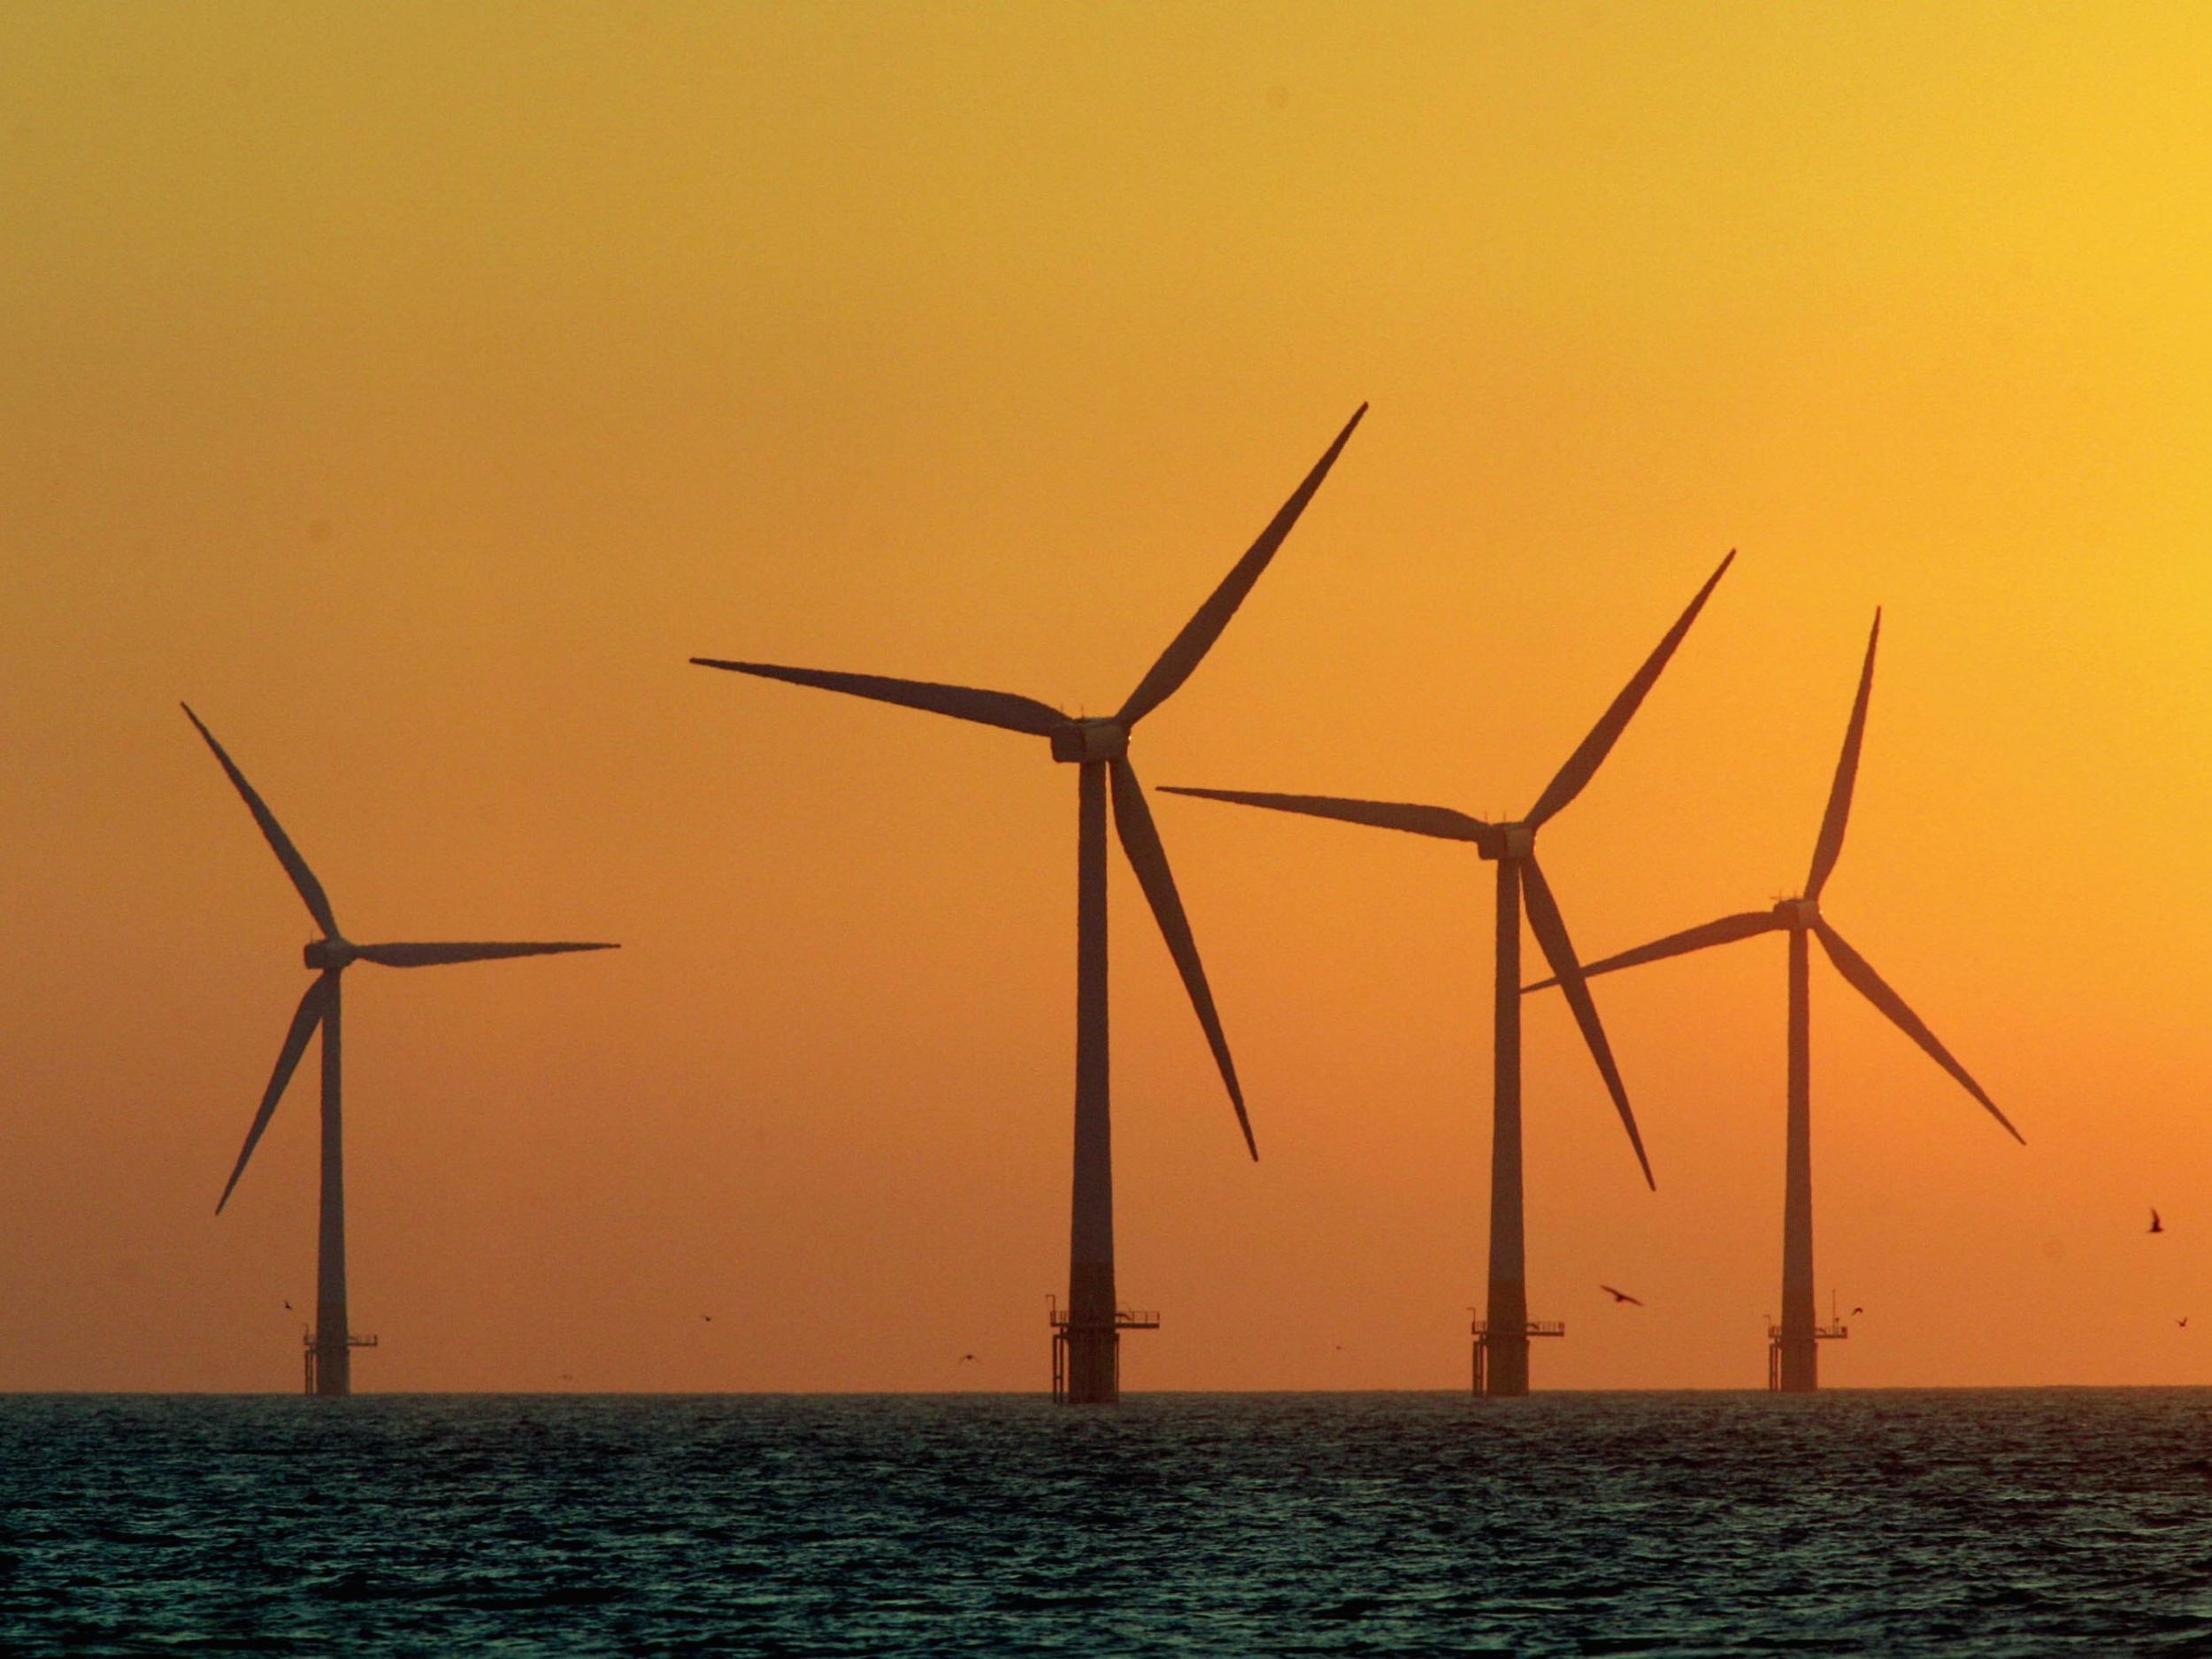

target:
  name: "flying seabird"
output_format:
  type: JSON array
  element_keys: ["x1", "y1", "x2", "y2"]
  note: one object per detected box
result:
[
  {"x1": 2151, "y1": 1209, "x2": 2165, "y2": 1234},
  {"x1": 1600, "y1": 1285, "x2": 1644, "y2": 1307}
]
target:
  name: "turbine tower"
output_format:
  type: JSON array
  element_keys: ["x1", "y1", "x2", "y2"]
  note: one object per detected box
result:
[
  {"x1": 1164, "y1": 551, "x2": 1732, "y2": 1395},
  {"x1": 693, "y1": 406, "x2": 1365, "y2": 1404},
  {"x1": 184, "y1": 705, "x2": 617, "y2": 1396},
  {"x1": 1525, "y1": 611, "x2": 2023, "y2": 1391}
]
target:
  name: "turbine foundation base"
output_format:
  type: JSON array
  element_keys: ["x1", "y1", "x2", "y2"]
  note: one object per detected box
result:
[
  {"x1": 1049, "y1": 1302, "x2": 1159, "y2": 1405},
  {"x1": 303, "y1": 1324, "x2": 379, "y2": 1397},
  {"x1": 1766, "y1": 1319, "x2": 1847, "y2": 1392},
  {"x1": 1471, "y1": 1316, "x2": 1563, "y2": 1396}
]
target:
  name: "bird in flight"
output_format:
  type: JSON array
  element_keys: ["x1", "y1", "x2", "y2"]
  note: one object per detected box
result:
[
  {"x1": 959, "y1": 1353, "x2": 978, "y2": 1363},
  {"x1": 1851, "y1": 1306, "x2": 1865, "y2": 1317},
  {"x1": 701, "y1": 1314, "x2": 714, "y2": 1323},
  {"x1": 2180, "y1": 1318, "x2": 2190, "y2": 1329},
  {"x1": 2151, "y1": 1209, "x2": 2166, "y2": 1234},
  {"x1": 282, "y1": 1300, "x2": 292, "y2": 1310},
  {"x1": 1600, "y1": 1285, "x2": 1644, "y2": 1307}
]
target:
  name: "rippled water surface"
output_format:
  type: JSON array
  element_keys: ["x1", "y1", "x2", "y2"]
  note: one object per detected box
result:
[{"x1": 6, "y1": 1390, "x2": 2212, "y2": 1654}]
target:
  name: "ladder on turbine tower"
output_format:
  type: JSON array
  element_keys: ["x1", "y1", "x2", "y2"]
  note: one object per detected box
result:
[
  {"x1": 302, "y1": 1327, "x2": 380, "y2": 1394},
  {"x1": 1048, "y1": 1296, "x2": 1160, "y2": 1402},
  {"x1": 1765, "y1": 1293, "x2": 1850, "y2": 1391},
  {"x1": 1470, "y1": 1310, "x2": 1565, "y2": 1393}
]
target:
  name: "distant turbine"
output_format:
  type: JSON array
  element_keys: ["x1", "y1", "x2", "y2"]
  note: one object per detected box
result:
[
  {"x1": 184, "y1": 705, "x2": 616, "y2": 1397},
  {"x1": 1525, "y1": 611, "x2": 2022, "y2": 1392},
  {"x1": 1165, "y1": 551, "x2": 1732, "y2": 1395},
  {"x1": 694, "y1": 407, "x2": 1366, "y2": 1405}
]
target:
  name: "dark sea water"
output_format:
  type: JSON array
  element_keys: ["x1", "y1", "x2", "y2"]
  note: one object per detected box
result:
[{"x1": 5, "y1": 1390, "x2": 2212, "y2": 1655}]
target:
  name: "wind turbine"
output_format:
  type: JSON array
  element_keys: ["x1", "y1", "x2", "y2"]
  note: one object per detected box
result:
[
  {"x1": 692, "y1": 406, "x2": 1365, "y2": 1404},
  {"x1": 1164, "y1": 550, "x2": 1733, "y2": 1395},
  {"x1": 1525, "y1": 611, "x2": 2023, "y2": 1391},
  {"x1": 184, "y1": 705, "x2": 617, "y2": 1396}
]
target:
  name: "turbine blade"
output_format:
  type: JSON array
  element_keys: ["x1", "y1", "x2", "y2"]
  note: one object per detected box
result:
[
  {"x1": 1109, "y1": 757, "x2": 1257, "y2": 1159},
  {"x1": 1520, "y1": 855, "x2": 1655, "y2": 1189},
  {"x1": 181, "y1": 705, "x2": 339, "y2": 937},
  {"x1": 1524, "y1": 910, "x2": 1783, "y2": 993},
  {"x1": 689, "y1": 661, "x2": 1064, "y2": 738},
  {"x1": 1806, "y1": 610, "x2": 1882, "y2": 901},
  {"x1": 1159, "y1": 786, "x2": 1492, "y2": 845},
  {"x1": 1812, "y1": 918, "x2": 2024, "y2": 1144},
  {"x1": 216, "y1": 976, "x2": 329, "y2": 1214},
  {"x1": 354, "y1": 941, "x2": 619, "y2": 968},
  {"x1": 1116, "y1": 404, "x2": 1368, "y2": 727},
  {"x1": 1526, "y1": 549, "x2": 1736, "y2": 829}
]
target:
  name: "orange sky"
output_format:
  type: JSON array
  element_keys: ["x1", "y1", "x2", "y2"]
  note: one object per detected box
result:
[{"x1": 7, "y1": 4, "x2": 2212, "y2": 1392}]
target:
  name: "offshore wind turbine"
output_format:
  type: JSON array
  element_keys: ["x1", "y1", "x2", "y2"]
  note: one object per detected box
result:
[
  {"x1": 1525, "y1": 611, "x2": 2023, "y2": 1391},
  {"x1": 184, "y1": 706, "x2": 617, "y2": 1396},
  {"x1": 1164, "y1": 550, "x2": 1732, "y2": 1395},
  {"x1": 693, "y1": 406, "x2": 1365, "y2": 1404}
]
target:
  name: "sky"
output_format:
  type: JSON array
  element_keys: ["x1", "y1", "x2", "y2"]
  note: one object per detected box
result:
[{"x1": 7, "y1": 3, "x2": 2212, "y2": 1393}]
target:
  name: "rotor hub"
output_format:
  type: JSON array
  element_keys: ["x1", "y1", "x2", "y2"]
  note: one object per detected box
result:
[
  {"x1": 303, "y1": 938, "x2": 356, "y2": 971},
  {"x1": 1049, "y1": 719, "x2": 1129, "y2": 764}
]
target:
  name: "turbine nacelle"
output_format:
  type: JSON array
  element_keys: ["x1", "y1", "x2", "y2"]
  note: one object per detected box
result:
[
  {"x1": 1480, "y1": 822, "x2": 1536, "y2": 862},
  {"x1": 1050, "y1": 719, "x2": 1130, "y2": 764},
  {"x1": 303, "y1": 938, "x2": 357, "y2": 971},
  {"x1": 1773, "y1": 897, "x2": 1820, "y2": 931}
]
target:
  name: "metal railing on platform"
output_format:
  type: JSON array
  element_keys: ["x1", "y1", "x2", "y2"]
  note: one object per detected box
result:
[
  {"x1": 1048, "y1": 1308, "x2": 1161, "y2": 1331},
  {"x1": 1470, "y1": 1317, "x2": 1566, "y2": 1338},
  {"x1": 1046, "y1": 1296, "x2": 1159, "y2": 1331}
]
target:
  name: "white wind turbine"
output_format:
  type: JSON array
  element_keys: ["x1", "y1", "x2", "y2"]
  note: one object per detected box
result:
[
  {"x1": 693, "y1": 406, "x2": 1366, "y2": 1402},
  {"x1": 186, "y1": 705, "x2": 617, "y2": 1395},
  {"x1": 1164, "y1": 551, "x2": 1733, "y2": 1394}
]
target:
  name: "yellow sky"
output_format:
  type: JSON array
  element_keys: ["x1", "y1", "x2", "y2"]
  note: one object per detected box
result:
[{"x1": 7, "y1": 4, "x2": 2212, "y2": 1391}]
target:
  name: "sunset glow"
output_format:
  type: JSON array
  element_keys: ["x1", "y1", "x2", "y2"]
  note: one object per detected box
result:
[{"x1": 9, "y1": 4, "x2": 2212, "y2": 1394}]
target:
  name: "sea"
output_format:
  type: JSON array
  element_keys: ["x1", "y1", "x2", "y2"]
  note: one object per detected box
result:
[{"x1": 4, "y1": 1389, "x2": 2210, "y2": 1655}]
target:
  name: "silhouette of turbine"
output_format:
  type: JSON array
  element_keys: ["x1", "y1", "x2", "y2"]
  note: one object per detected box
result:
[
  {"x1": 1525, "y1": 611, "x2": 2022, "y2": 1392},
  {"x1": 184, "y1": 705, "x2": 616, "y2": 1396},
  {"x1": 693, "y1": 406, "x2": 1366, "y2": 1405},
  {"x1": 1164, "y1": 550, "x2": 1732, "y2": 1395}
]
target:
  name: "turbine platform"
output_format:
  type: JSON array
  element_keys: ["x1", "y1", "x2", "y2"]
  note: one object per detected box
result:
[
  {"x1": 1471, "y1": 1314, "x2": 1564, "y2": 1394},
  {"x1": 1048, "y1": 1299, "x2": 1160, "y2": 1403},
  {"x1": 303, "y1": 1329, "x2": 379, "y2": 1394},
  {"x1": 1765, "y1": 1317, "x2": 1848, "y2": 1391}
]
